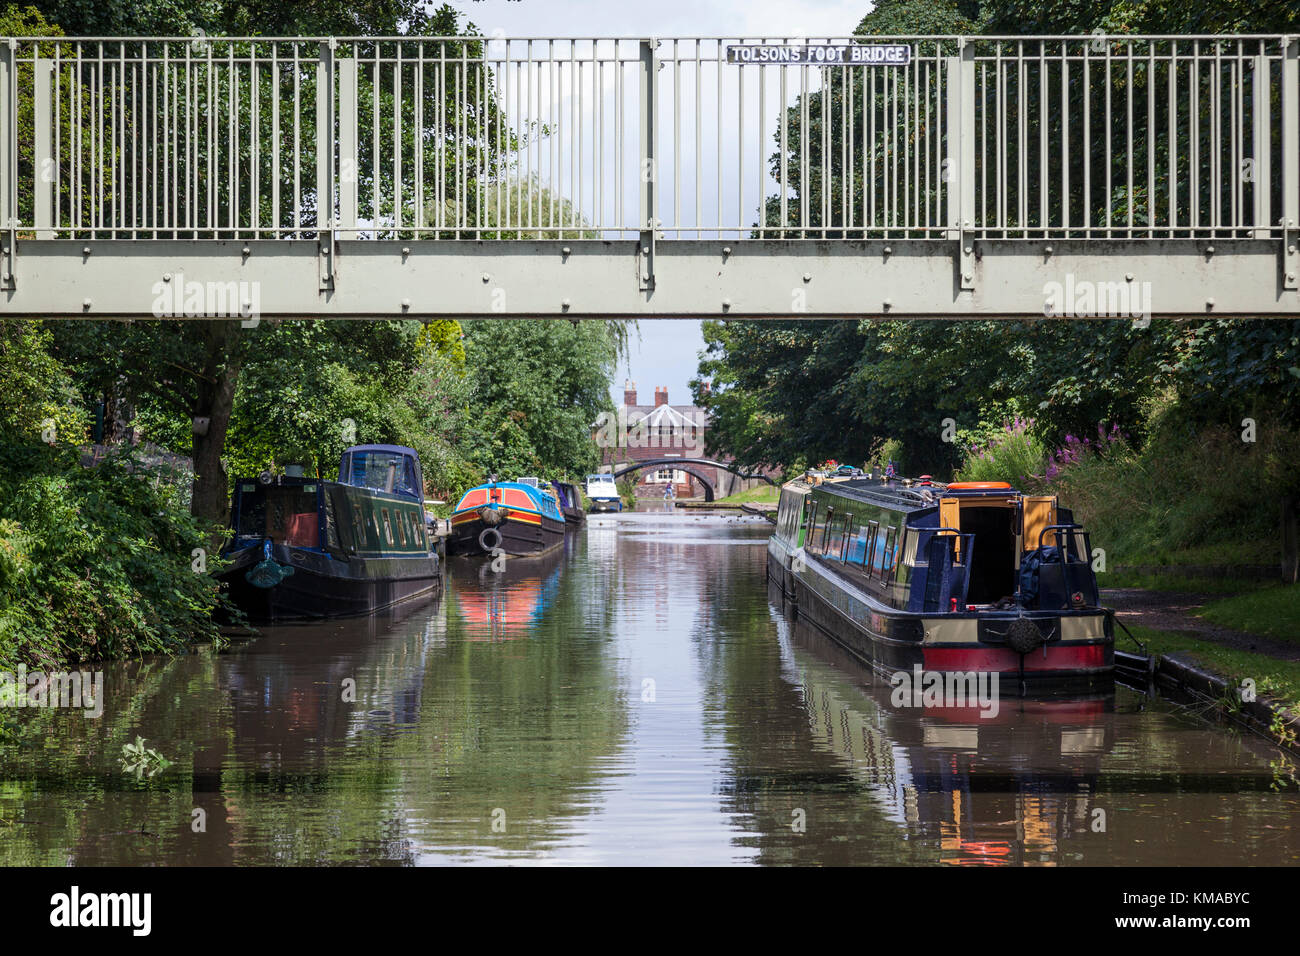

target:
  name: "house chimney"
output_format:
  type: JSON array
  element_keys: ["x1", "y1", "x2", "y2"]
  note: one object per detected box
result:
[
  {"x1": 624, "y1": 379, "x2": 637, "y2": 406},
  {"x1": 655, "y1": 386, "x2": 668, "y2": 407}
]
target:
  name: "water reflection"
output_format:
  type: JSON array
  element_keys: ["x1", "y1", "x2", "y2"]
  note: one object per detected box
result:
[
  {"x1": 0, "y1": 511, "x2": 1293, "y2": 865},
  {"x1": 448, "y1": 545, "x2": 567, "y2": 639}
]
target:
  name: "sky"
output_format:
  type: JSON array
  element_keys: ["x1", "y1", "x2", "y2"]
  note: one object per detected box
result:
[{"x1": 442, "y1": 0, "x2": 874, "y2": 405}]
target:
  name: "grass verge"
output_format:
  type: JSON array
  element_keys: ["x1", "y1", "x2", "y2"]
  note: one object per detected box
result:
[
  {"x1": 1100, "y1": 571, "x2": 1276, "y2": 594},
  {"x1": 712, "y1": 485, "x2": 780, "y2": 506},
  {"x1": 1197, "y1": 584, "x2": 1300, "y2": 644},
  {"x1": 1127, "y1": 624, "x2": 1300, "y2": 710}
]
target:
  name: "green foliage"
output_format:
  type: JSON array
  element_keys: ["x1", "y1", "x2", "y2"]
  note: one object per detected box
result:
[
  {"x1": 867, "y1": 437, "x2": 907, "y2": 476},
  {"x1": 0, "y1": 441, "x2": 225, "y2": 669},
  {"x1": 0, "y1": 323, "x2": 223, "y2": 669},
  {"x1": 119, "y1": 736, "x2": 172, "y2": 781},
  {"x1": 954, "y1": 418, "x2": 1048, "y2": 486},
  {"x1": 1044, "y1": 402, "x2": 1299, "y2": 565}
]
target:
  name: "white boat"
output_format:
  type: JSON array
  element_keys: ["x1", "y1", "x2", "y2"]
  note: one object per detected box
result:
[{"x1": 585, "y1": 474, "x2": 622, "y2": 513}]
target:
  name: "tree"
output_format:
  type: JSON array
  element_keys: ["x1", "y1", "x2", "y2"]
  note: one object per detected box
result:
[
  {"x1": 697, "y1": 0, "x2": 1299, "y2": 475},
  {"x1": 38, "y1": 2, "x2": 509, "y2": 524}
]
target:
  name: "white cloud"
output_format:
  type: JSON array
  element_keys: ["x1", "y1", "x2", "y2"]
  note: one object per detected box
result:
[{"x1": 444, "y1": 0, "x2": 872, "y2": 40}]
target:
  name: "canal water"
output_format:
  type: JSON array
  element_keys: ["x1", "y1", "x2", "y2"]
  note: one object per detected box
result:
[{"x1": 0, "y1": 510, "x2": 1295, "y2": 865}]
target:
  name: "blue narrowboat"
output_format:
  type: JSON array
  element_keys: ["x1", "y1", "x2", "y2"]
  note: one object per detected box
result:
[
  {"x1": 219, "y1": 444, "x2": 442, "y2": 621},
  {"x1": 768, "y1": 473, "x2": 1114, "y2": 692},
  {"x1": 447, "y1": 479, "x2": 566, "y2": 557},
  {"x1": 550, "y1": 480, "x2": 586, "y2": 528}
]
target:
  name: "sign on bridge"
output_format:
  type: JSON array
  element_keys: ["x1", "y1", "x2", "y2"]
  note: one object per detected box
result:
[{"x1": 725, "y1": 43, "x2": 912, "y2": 66}]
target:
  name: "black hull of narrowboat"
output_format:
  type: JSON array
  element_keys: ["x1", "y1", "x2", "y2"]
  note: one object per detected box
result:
[
  {"x1": 219, "y1": 542, "x2": 441, "y2": 623},
  {"x1": 447, "y1": 514, "x2": 567, "y2": 557},
  {"x1": 562, "y1": 505, "x2": 586, "y2": 528},
  {"x1": 767, "y1": 548, "x2": 1113, "y2": 695}
]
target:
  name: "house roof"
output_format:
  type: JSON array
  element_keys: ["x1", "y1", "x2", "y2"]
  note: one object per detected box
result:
[{"x1": 623, "y1": 404, "x2": 703, "y2": 428}]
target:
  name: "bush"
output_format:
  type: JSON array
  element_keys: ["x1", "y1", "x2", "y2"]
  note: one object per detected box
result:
[
  {"x1": 0, "y1": 441, "x2": 225, "y2": 669},
  {"x1": 1044, "y1": 406, "x2": 1299, "y2": 566},
  {"x1": 954, "y1": 418, "x2": 1048, "y2": 487},
  {"x1": 866, "y1": 437, "x2": 907, "y2": 475}
]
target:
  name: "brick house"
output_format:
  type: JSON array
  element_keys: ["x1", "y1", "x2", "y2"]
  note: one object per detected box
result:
[{"x1": 596, "y1": 382, "x2": 771, "y2": 500}]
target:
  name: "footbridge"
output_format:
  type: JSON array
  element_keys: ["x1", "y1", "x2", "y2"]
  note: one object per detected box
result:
[
  {"x1": 610, "y1": 457, "x2": 777, "y2": 502},
  {"x1": 0, "y1": 34, "x2": 1297, "y2": 319}
]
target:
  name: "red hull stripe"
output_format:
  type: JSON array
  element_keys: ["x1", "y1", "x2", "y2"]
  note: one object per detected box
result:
[
  {"x1": 451, "y1": 509, "x2": 545, "y2": 526},
  {"x1": 922, "y1": 644, "x2": 1107, "y2": 673}
]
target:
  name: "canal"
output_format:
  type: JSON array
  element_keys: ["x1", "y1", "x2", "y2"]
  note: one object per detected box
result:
[{"x1": 0, "y1": 510, "x2": 1294, "y2": 865}]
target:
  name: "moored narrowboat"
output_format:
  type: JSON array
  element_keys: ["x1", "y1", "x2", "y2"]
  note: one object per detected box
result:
[
  {"x1": 219, "y1": 444, "x2": 442, "y2": 621},
  {"x1": 768, "y1": 474, "x2": 1113, "y2": 692},
  {"x1": 550, "y1": 480, "x2": 586, "y2": 528},
  {"x1": 448, "y1": 479, "x2": 566, "y2": 557}
]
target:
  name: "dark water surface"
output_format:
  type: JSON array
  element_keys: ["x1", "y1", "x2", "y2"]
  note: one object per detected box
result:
[{"x1": 1, "y1": 510, "x2": 1295, "y2": 865}]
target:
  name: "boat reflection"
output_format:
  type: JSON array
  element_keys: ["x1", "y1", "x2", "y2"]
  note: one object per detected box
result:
[
  {"x1": 778, "y1": 603, "x2": 1114, "y2": 867},
  {"x1": 448, "y1": 544, "x2": 566, "y2": 640}
]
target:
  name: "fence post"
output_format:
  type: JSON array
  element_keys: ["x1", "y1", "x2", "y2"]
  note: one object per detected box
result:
[
  {"x1": 1252, "y1": 54, "x2": 1271, "y2": 239},
  {"x1": 34, "y1": 53, "x2": 53, "y2": 240},
  {"x1": 317, "y1": 38, "x2": 336, "y2": 288},
  {"x1": 947, "y1": 39, "x2": 976, "y2": 290},
  {"x1": 0, "y1": 39, "x2": 15, "y2": 290},
  {"x1": 337, "y1": 52, "x2": 357, "y2": 240},
  {"x1": 1283, "y1": 37, "x2": 1298, "y2": 290},
  {"x1": 639, "y1": 38, "x2": 658, "y2": 292}
]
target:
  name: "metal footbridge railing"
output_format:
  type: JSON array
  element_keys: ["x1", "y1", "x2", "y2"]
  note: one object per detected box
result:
[{"x1": 0, "y1": 34, "x2": 1296, "y2": 318}]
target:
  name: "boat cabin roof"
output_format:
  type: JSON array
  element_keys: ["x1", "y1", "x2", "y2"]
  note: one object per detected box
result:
[
  {"x1": 805, "y1": 477, "x2": 1023, "y2": 513},
  {"x1": 453, "y1": 481, "x2": 563, "y2": 518},
  {"x1": 338, "y1": 445, "x2": 424, "y2": 502}
]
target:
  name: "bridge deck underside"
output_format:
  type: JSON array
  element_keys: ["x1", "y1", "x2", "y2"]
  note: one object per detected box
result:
[{"x1": 2, "y1": 238, "x2": 1291, "y2": 319}]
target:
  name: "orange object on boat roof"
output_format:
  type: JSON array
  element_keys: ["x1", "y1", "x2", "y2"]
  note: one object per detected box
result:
[{"x1": 946, "y1": 481, "x2": 1012, "y2": 490}]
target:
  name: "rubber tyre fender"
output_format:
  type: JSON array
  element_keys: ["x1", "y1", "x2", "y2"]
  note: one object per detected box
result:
[{"x1": 478, "y1": 527, "x2": 503, "y2": 553}]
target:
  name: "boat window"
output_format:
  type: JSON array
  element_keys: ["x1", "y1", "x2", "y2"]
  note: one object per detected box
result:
[
  {"x1": 805, "y1": 501, "x2": 819, "y2": 551},
  {"x1": 381, "y1": 509, "x2": 394, "y2": 546},
  {"x1": 840, "y1": 514, "x2": 854, "y2": 562},
  {"x1": 864, "y1": 520, "x2": 880, "y2": 576},
  {"x1": 820, "y1": 506, "x2": 835, "y2": 552},
  {"x1": 882, "y1": 526, "x2": 898, "y2": 581},
  {"x1": 395, "y1": 509, "x2": 407, "y2": 545},
  {"x1": 237, "y1": 488, "x2": 266, "y2": 536},
  {"x1": 345, "y1": 450, "x2": 420, "y2": 498}
]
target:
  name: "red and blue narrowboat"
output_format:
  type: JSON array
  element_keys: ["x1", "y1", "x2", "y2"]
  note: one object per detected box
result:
[
  {"x1": 767, "y1": 473, "x2": 1114, "y2": 693},
  {"x1": 448, "y1": 478, "x2": 566, "y2": 557},
  {"x1": 218, "y1": 444, "x2": 442, "y2": 621}
]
